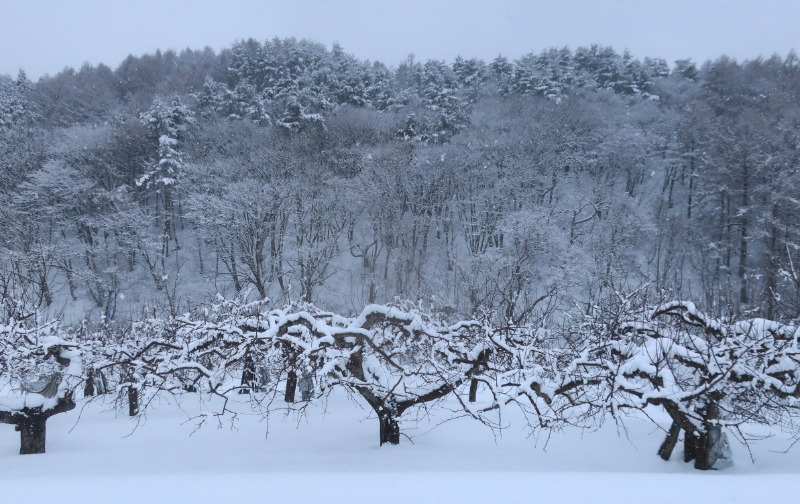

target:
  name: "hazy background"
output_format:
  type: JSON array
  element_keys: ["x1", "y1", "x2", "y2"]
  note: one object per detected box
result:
[{"x1": 1, "y1": 0, "x2": 798, "y2": 79}]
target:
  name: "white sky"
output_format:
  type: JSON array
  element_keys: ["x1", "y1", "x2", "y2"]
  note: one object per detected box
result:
[{"x1": 1, "y1": 0, "x2": 798, "y2": 80}]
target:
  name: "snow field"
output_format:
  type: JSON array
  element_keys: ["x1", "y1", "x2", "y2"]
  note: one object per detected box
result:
[{"x1": 0, "y1": 390, "x2": 797, "y2": 503}]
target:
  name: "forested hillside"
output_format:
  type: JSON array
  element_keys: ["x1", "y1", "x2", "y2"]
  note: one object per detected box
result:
[{"x1": 2, "y1": 38, "x2": 799, "y2": 324}]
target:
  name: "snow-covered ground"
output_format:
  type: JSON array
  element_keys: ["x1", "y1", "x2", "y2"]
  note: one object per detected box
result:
[{"x1": 0, "y1": 391, "x2": 797, "y2": 503}]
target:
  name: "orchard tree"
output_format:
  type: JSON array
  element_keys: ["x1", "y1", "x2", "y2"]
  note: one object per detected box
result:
[
  {"x1": 0, "y1": 319, "x2": 82, "y2": 454},
  {"x1": 552, "y1": 293, "x2": 800, "y2": 470},
  {"x1": 108, "y1": 300, "x2": 495, "y2": 446}
]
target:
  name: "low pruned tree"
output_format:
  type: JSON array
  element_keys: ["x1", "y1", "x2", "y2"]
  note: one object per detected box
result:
[
  {"x1": 550, "y1": 295, "x2": 800, "y2": 470},
  {"x1": 0, "y1": 320, "x2": 82, "y2": 454},
  {"x1": 106, "y1": 299, "x2": 494, "y2": 446}
]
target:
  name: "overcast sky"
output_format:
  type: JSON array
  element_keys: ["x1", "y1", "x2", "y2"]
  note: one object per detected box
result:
[{"x1": 1, "y1": 0, "x2": 798, "y2": 80}]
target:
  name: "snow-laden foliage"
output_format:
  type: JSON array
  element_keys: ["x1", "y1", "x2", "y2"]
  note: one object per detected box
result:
[
  {"x1": 72, "y1": 295, "x2": 800, "y2": 469},
  {"x1": 137, "y1": 96, "x2": 194, "y2": 188},
  {"x1": 89, "y1": 299, "x2": 491, "y2": 444},
  {"x1": 0, "y1": 72, "x2": 32, "y2": 130},
  {"x1": 1, "y1": 293, "x2": 798, "y2": 468},
  {"x1": 517, "y1": 296, "x2": 800, "y2": 470},
  {"x1": 0, "y1": 319, "x2": 82, "y2": 412},
  {"x1": 4, "y1": 41, "x2": 799, "y2": 328}
]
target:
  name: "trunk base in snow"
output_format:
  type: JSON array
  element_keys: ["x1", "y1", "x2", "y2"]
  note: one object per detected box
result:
[
  {"x1": 378, "y1": 412, "x2": 400, "y2": 445},
  {"x1": 285, "y1": 370, "x2": 297, "y2": 403},
  {"x1": 128, "y1": 387, "x2": 139, "y2": 417},
  {"x1": 18, "y1": 416, "x2": 47, "y2": 455}
]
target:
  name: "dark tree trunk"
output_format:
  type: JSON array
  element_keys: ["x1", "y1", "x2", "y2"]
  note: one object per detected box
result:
[
  {"x1": 684, "y1": 430, "x2": 717, "y2": 470},
  {"x1": 693, "y1": 432, "x2": 715, "y2": 471},
  {"x1": 95, "y1": 370, "x2": 108, "y2": 395},
  {"x1": 84, "y1": 368, "x2": 95, "y2": 397},
  {"x1": 378, "y1": 409, "x2": 400, "y2": 445},
  {"x1": 468, "y1": 350, "x2": 490, "y2": 403},
  {"x1": 683, "y1": 428, "x2": 722, "y2": 471},
  {"x1": 683, "y1": 430, "x2": 698, "y2": 463},
  {"x1": 239, "y1": 358, "x2": 256, "y2": 394},
  {"x1": 284, "y1": 369, "x2": 297, "y2": 403},
  {"x1": 684, "y1": 401, "x2": 726, "y2": 470},
  {"x1": 128, "y1": 386, "x2": 139, "y2": 417},
  {"x1": 658, "y1": 422, "x2": 682, "y2": 461},
  {"x1": 18, "y1": 416, "x2": 47, "y2": 455},
  {"x1": 468, "y1": 378, "x2": 479, "y2": 403}
]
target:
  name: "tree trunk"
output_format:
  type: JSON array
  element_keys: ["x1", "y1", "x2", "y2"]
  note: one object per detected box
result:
[
  {"x1": 239, "y1": 358, "x2": 256, "y2": 394},
  {"x1": 687, "y1": 150, "x2": 695, "y2": 220},
  {"x1": 18, "y1": 416, "x2": 47, "y2": 455},
  {"x1": 378, "y1": 409, "x2": 400, "y2": 445},
  {"x1": 84, "y1": 368, "x2": 95, "y2": 397},
  {"x1": 684, "y1": 428, "x2": 722, "y2": 471},
  {"x1": 686, "y1": 401, "x2": 727, "y2": 470},
  {"x1": 765, "y1": 202, "x2": 779, "y2": 319},
  {"x1": 738, "y1": 159, "x2": 750, "y2": 307},
  {"x1": 468, "y1": 378, "x2": 479, "y2": 402},
  {"x1": 683, "y1": 430, "x2": 698, "y2": 463},
  {"x1": 693, "y1": 432, "x2": 715, "y2": 471},
  {"x1": 95, "y1": 370, "x2": 108, "y2": 395},
  {"x1": 128, "y1": 386, "x2": 139, "y2": 417},
  {"x1": 658, "y1": 422, "x2": 682, "y2": 461},
  {"x1": 284, "y1": 369, "x2": 297, "y2": 403},
  {"x1": 163, "y1": 186, "x2": 173, "y2": 258},
  {"x1": 684, "y1": 430, "x2": 717, "y2": 470}
]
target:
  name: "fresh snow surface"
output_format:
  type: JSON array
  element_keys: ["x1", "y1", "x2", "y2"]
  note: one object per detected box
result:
[{"x1": 0, "y1": 391, "x2": 797, "y2": 504}]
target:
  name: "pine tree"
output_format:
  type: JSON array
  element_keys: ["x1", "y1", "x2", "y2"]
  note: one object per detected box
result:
[
  {"x1": 489, "y1": 55, "x2": 514, "y2": 94},
  {"x1": 138, "y1": 96, "x2": 195, "y2": 258}
]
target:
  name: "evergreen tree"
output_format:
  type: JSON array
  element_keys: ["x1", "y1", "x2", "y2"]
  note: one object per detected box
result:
[{"x1": 138, "y1": 96, "x2": 195, "y2": 258}]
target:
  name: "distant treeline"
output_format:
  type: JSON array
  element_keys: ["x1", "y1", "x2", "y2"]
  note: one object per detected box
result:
[{"x1": 1, "y1": 38, "x2": 799, "y2": 323}]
